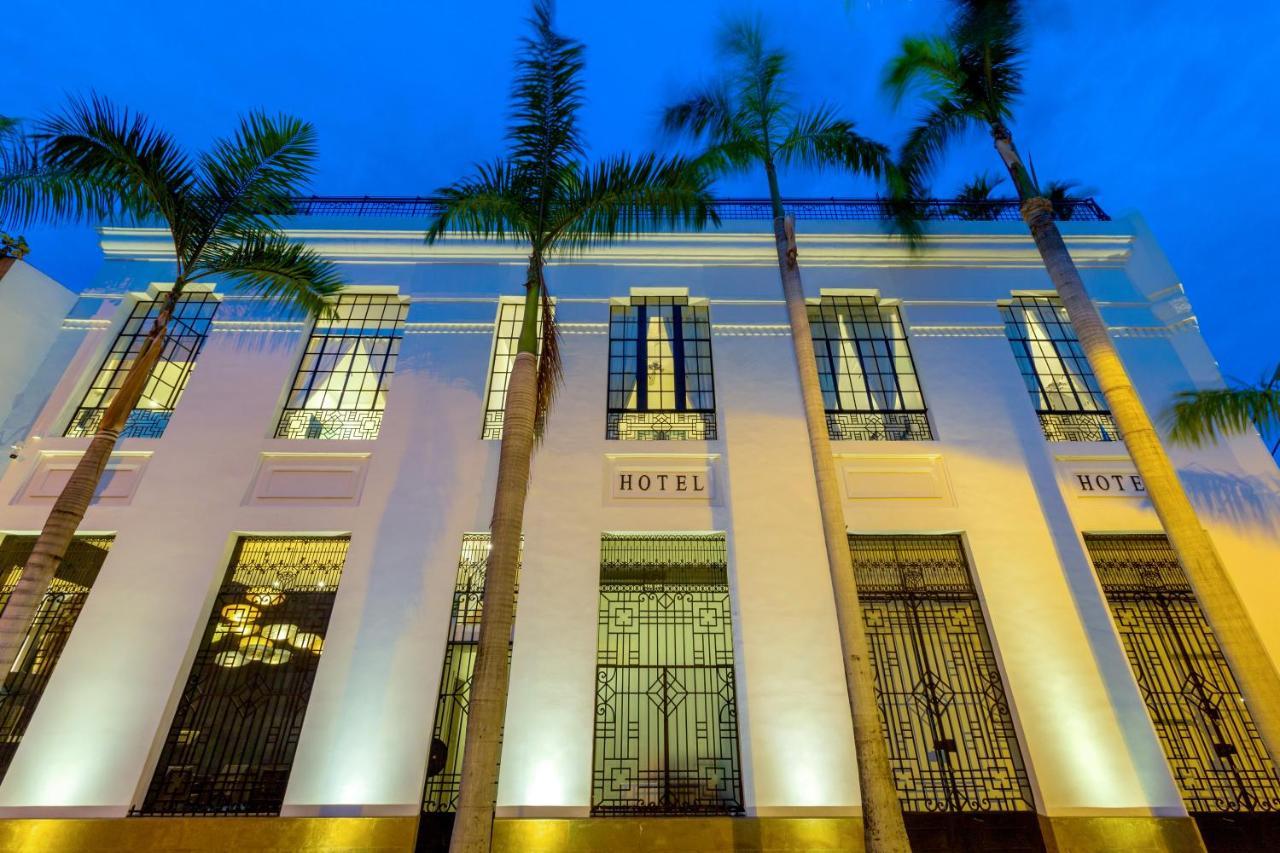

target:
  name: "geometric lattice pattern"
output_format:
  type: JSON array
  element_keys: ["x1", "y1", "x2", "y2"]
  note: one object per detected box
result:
[
  {"x1": 809, "y1": 296, "x2": 932, "y2": 440},
  {"x1": 137, "y1": 536, "x2": 350, "y2": 816},
  {"x1": 0, "y1": 535, "x2": 113, "y2": 782},
  {"x1": 481, "y1": 301, "x2": 532, "y2": 441},
  {"x1": 607, "y1": 296, "x2": 717, "y2": 441},
  {"x1": 591, "y1": 534, "x2": 743, "y2": 815},
  {"x1": 1000, "y1": 295, "x2": 1118, "y2": 442},
  {"x1": 422, "y1": 534, "x2": 520, "y2": 814},
  {"x1": 1086, "y1": 534, "x2": 1280, "y2": 813},
  {"x1": 849, "y1": 535, "x2": 1036, "y2": 813},
  {"x1": 276, "y1": 295, "x2": 406, "y2": 440},
  {"x1": 65, "y1": 292, "x2": 219, "y2": 439}
]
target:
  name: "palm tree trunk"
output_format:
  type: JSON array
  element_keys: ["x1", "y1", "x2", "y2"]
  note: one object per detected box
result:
[
  {"x1": 449, "y1": 265, "x2": 541, "y2": 853},
  {"x1": 0, "y1": 294, "x2": 174, "y2": 676},
  {"x1": 996, "y1": 134, "x2": 1280, "y2": 774},
  {"x1": 773, "y1": 203, "x2": 911, "y2": 850}
]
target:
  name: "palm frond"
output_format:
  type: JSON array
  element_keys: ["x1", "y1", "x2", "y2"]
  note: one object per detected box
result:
[
  {"x1": 718, "y1": 16, "x2": 787, "y2": 141},
  {"x1": 661, "y1": 85, "x2": 740, "y2": 142},
  {"x1": 0, "y1": 125, "x2": 123, "y2": 228},
  {"x1": 194, "y1": 232, "x2": 344, "y2": 318},
  {"x1": 533, "y1": 273, "x2": 562, "y2": 439},
  {"x1": 774, "y1": 106, "x2": 890, "y2": 179},
  {"x1": 37, "y1": 94, "x2": 195, "y2": 251},
  {"x1": 899, "y1": 99, "x2": 980, "y2": 193},
  {"x1": 884, "y1": 37, "x2": 963, "y2": 107},
  {"x1": 195, "y1": 112, "x2": 318, "y2": 240},
  {"x1": 1165, "y1": 376, "x2": 1280, "y2": 448},
  {"x1": 546, "y1": 153, "x2": 718, "y2": 255},
  {"x1": 425, "y1": 159, "x2": 533, "y2": 244},
  {"x1": 690, "y1": 138, "x2": 763, "y2": 179},
  {"x1": 509, "y1": 0, "x2": 586, "y2": 192}
]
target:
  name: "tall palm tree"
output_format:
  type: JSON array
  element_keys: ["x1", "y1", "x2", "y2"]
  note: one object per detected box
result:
[
  {"x1": 887, "y1": 0, "x2": 1280, "y2": 774},
  {"x1": 662, "y1": 19, "x2": 911, "y2": 853},
  {"x1": 1167, "y1": 364, "x2": 1280, "y2": 458},
  {"x1": 0, "y1": 96, "x2": 344, "y2": 676},
  {"x1": 424, "y1": 4, "x2": 715, "y2": 851},
  {"x1": 0, "y1": 113, "x2": 119, "y2": 237}
]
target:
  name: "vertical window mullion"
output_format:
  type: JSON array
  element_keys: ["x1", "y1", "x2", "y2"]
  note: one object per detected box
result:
[
  {"x1": 636, "y1": 303, "x2": 648, "y2": 413},
  {"x1": 671, "y1": 304, "x2": 687, "y2": 412}
]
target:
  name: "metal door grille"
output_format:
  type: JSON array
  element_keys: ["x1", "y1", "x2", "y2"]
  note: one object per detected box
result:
[
  {"x1": 0, "y1": 535, "x2": 112, "y2": 780},
  {"x1": 1086, "y1": 534, "x2": 1280, "y2": 812},
  {"x1": 591, "y1": 533, "x2": 743, "y2": 815},
  {"x1": 850, "y1": 535, "x2": 1035, "y2": 813},
  {"x1": 422, "y1": 533, "x2": 520, "y2": 813},
  {"x1": 137, "y1": 536, "x2": 349, "y2": 816}
]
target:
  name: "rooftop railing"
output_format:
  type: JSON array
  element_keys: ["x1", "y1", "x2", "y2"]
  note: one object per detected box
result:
[{"x1": 284, "y1": 196, "x2": 1109, "y2": 222}]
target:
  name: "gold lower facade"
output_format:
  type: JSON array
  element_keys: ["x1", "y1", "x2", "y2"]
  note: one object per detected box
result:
[{"x1": 0, "y1": 814, "x2": 1210, "y2": 853}]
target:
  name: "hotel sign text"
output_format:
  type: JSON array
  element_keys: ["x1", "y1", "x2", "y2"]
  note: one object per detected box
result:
[
  {"x1": 612, "y1": 470, "x2": 711, "y2": 500},
  {"x1": 1073, "y1": 471, "x2": 1146, "y2": 496}
]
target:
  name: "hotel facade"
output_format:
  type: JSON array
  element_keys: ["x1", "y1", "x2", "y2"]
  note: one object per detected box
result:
[{"x1": 0, "y1": 198, "x2": 1276, "y2": 852}]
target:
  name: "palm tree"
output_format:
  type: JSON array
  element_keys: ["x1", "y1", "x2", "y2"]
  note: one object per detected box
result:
[
  {"x1": 946, "y1": 171, "x2": 1008, "y2": 219},
  {"x1": 662, "y1": 18, "x2": 911, "y2": 853},
  {"x1": 0, "y1": 96, "x2": 344, "y2": 677},
  {"x1": 1, "y1": 113, "x2": 119, "y2": 240},
  {"x1": 887, "y1": 0, "x2": 1280, "y2": 774},
  {"x1": 423, "y1": 4, "x2": 715, "y2": 851},
  {"x1": 1167, "y1": 365, "x2": 1280, "y2": 458}
]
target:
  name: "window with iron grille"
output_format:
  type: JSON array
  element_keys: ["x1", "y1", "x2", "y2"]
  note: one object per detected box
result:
[
  {"x1": 0, "y1": 535, "x2": 112, "y2": 781},
  {"x1": 849, "y1": 534, "x2": 1035, "y2": 813},
  {"x1": 1000, "y1": 295, "x2": 1119, "y2": 442},
  {"x1": 809, "y1": 295, "x2": 933, "y2": 440},
  {"x1": 591, "y1": 533, "x2": 743, "y2": 815},
  {"x1": 481, "y1": 300, "x2": 535, "y2": 441},
  {"x1": 422, "y1": 533, "x2": 521, "y2": 814},
  {"x1": 136, "y1": 536, "x2": 349, "y2": 816},
  {"x1": 1085, "y1": 534, "x2": 1280, "y2": 813},
  {"x1": 606, "y1": 296, "x2": 716, "y2": 441},
  {"x1": 276, "y1": 294, "x2": 407, "y2": 440},
  {"x1": 65, "y1": 292, "x2": 219, "y2": 439}
]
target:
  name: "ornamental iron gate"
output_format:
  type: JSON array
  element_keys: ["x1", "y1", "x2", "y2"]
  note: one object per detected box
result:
[
  {"x1": 850, "y1": 535, "x2": 1035, "y2": 813},
  {"x1": 591, "y1": 533, "x2": 743, "y2": 815},
  {"x1": 0, "y1": 535, "x2": 112, "y2": 780},
  {"x1": 1086, "y1": 534, "x2": 1280, "y2": 813},
  {"x1": 422, "y1": 534, "x2": 519, "y2": 813},
  {"x1": 137, "y1": 536, "x2": 349, "y2": 815}
]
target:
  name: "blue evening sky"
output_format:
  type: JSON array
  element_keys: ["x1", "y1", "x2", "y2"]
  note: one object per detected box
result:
[{"x1": 5, "y1": 1, "x2": 1278, "y2": 385}]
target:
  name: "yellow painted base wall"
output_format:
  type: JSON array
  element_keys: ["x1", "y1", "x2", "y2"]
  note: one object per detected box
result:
[{"x1": 0, "y1": 814, "x2": 1208, "y2": 853}]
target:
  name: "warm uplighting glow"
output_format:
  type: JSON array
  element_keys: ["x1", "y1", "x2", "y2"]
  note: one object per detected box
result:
[
  {"x1": 260, "y1": 623, "x2": 298, "y2": 642},
  {"x1": 291, "y1": 632, "x2": 323, "y2": 653},
  {"x1": 221, "y1": 603, "x2": 260, "y2": 623}
]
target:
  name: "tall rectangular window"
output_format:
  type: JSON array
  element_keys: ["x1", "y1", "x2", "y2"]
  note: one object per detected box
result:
[
  {"x1": 66, "y1": 292, "x2": 219, "y2": 438},
  {"x1": 591, "y1": 533, "x2": 743, "y2": 815},
  {"x1": 0, "y1": 535, "x2": 112, "y2": 780},
  {"x1": 1085, "y1": 534, "x2": 1280, "y2": 813},
  {"x1": 606, "y1": 296, "x2": 716, "y2": 441},
  {"x1": 422, "y1": 533, "x2": 520, "y2": 814},
  {"x1": 809, "y1": 295, "x2": 932, "y2": 440},
  {"x1": 850, "y1": 535, "x2": 1035, "y2": 814},
  {"x1": 137, "y1": 536, "x2": 349, "y2": 816},
  {"x1": 1000, "y1": 295, "x2": 1119, "y2": 441},
  {"x1": 276, "y1": 294, "x2": 407, "y2": 440},
  {"x1": 481, "y1": 300, "x2": 526, "y2": 440}
]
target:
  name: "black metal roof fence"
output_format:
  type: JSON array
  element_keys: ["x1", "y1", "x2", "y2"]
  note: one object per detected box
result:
[{"x1": 284, "y1": 196, "x2": 1109, "y2": 222}]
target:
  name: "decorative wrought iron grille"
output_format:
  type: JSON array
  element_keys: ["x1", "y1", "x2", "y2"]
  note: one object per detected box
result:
[
  {"x1": 591, "y1": 533, "x2": 743, "y2": 815},
  {"x1": 276, "y1": 294, "x2": 407, "y2": 440},
  {"x1": 422, "y1": 534, "x2": 520, "y2": 814},
  {"x1": 809, "y1": 296, "x2": 933, "y2": 440},
  {"x1": 137, "y1": 536, "x2": 349, "y2": 816},
  {"x1": 482, "y1": 300, "x2": 547, "y2": 441},
  {"x1": 284, "y1": 196, "x2": 1110, "y2": 222},
  {"x1": 0, "y1": 535, "x2": 112, "y2": 781},
  {"x1": 1086, "y1": 534, "x2": 1280, "y2": 813},
  {"x1": 849, "y1": 535, "x2": 1035, "y2": 813},
  {"x1": 66, "y1": 292, "x2": 219, "y2": 438},
  {"x1": 1000, "y1": 296, "x2": 1119, "y2": 442},
  {"x1": 606, "y1": 297, "x2": 716, "y2": 441}
]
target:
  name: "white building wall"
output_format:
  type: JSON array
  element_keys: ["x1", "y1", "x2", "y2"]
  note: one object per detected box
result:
[{"x1": 0, "y1": 213, "x2": 1274, "y2": 825}]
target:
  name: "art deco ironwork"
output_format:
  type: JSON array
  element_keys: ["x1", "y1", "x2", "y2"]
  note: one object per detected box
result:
[
  {"x1": 809, "y1": 295, "x2": 933, "y2": 441},
  {"x1": 849, "y1": 535, "x2": 1035, "y2": 813},
  {"x1": 66, "y1": 292, "x2": 219, "y2": 439},
  {"x1": 287, "y1": 196, "x2": 1110, "y2": 222},
  {"x1": 276, "y1": 294, "x2": 406, "y2": 440},
  {"x1": 1086, "y1": 534, "x2": 1280, "y2": 813},
  {"x1": 0, "y1": 535, "x2": 112, "y2": 780},
  {"x1": 606, "y1": 297, "x2": 717, "y2": 441},
  {"x1": 422, "y1": 534, "x2": 520, "y2": 814},
  {"x1": 1000, "y1": 296, "x2": 1119, "y2": 442},
  {"x1": 591, "y1": 534, "x2": 743, "y2": 816},
  {"x1": 137, "y1": 536, "x2": 349, "y2": 816}
]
